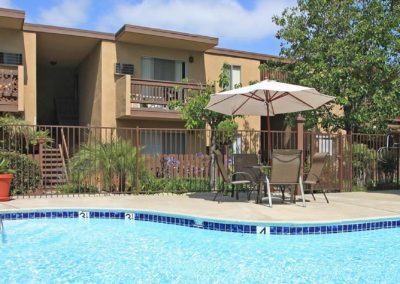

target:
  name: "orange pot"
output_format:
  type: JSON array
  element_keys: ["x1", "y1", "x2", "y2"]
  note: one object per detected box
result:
[{"x1": 0, "y1": 174, "x2": 14, "y2": 201}]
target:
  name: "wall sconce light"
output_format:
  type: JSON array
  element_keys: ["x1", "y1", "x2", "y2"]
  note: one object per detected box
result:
[{"x1": 189, "y1": 56, "x2": 194, "y2": 63}]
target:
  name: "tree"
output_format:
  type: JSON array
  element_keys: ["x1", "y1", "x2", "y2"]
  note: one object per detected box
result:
[
  {"x1": 169, "y1": 64, "x2": 238, "y2": 190},
  {"x1": 273, "y1": 0, "x2": 400, "y2": 133}
]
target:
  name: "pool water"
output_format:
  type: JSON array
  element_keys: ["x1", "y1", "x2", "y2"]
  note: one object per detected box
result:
[{"x1": 1, "y1": 218, "x2": 400, "y2": 283}]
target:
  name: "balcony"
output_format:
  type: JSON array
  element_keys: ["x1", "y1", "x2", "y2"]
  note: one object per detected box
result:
[
  {"x1": 116, "y1": 76, "x2": 203, "y2": 120},
  {"x1": 0, "y1": 64, "x2": 23, "y2": 112}
]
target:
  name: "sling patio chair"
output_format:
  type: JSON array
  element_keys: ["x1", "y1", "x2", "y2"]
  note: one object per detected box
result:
[
  {"x1": 213, "y1": 150, "x2": 257, "y2": 201},
  {"x1": 263, "y1": 149, "x2": 305, "y2": 207},
  {"x1": 304, "y1": 152, "x2": 330, "y2": 203},
  {"x1": 233, "y1": 153, "x2": 260, "y2": 199}
]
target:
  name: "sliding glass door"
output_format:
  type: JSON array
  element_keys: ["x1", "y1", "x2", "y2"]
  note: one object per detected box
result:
[{"x1": 142, "y1": 57, "x2": 185, "y2": 82}]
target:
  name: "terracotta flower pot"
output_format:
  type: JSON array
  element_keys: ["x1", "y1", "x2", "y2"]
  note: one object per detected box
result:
[{"x1": 0, "y1": 174, "x2": 14, "y2": 201}]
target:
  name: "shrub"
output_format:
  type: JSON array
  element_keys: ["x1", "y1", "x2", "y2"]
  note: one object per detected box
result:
[
  {"x1": 377, "y1": 148, "x2": 398, "y2": 183},
  {"x1": 352, "y1": 143, "x2": 376, "y2": 187},
  {"x1": 0, "y1": 151, "x2": 41, "y2": 195},
  {"x1": 68, "y1": 139, "x2": 147, "y2": 192},
  {"x1": 139, "y1": 176, "x2": 210, "y2": 194}
]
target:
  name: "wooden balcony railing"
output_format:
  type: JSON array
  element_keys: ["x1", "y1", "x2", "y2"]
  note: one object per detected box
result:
[
  {"x1": 131, "y1": 78, "x2": 203, "y2": 111},
  {"x1": 260, "y1": 69, "x2": 288, "y2": 82},
  {"x1": 0, "y1": 65, "x2": 19, "y2": 112}
]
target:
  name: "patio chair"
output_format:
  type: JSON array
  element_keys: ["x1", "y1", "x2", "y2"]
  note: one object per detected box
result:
[
  {"x1": 213, "y1": 150, "x2": 257, "y2": 201},
  {"x1": 263, "y1": 149, "x2": 305, "y2": 207},
  {"x1": 304, "y1": 152, "x2": 329, "y2": 203},
  {"x1": 233, "y1": 154, "x2": 260, "y2": 198}
]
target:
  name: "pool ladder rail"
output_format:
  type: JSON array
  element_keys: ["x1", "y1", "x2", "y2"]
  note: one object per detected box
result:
[{"x1": 0, "y1": 218, "x2": 3, "y2": 232}]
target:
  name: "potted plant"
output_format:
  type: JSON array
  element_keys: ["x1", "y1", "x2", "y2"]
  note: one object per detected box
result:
[{"x1": 0, "y1": 158, "x2": 16, "y2": 201}]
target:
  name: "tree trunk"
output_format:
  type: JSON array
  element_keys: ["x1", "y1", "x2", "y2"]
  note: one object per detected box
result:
[{"x1": 209, "y1": 129, "x2": 217, "y2": 191}]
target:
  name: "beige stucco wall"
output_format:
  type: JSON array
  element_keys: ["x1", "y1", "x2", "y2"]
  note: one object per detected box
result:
[
  {"x1": 97, "y1": 41, "x2": 208, "y2": 128},
  {"x1": 100, "y1": 41, "x2": 118, "y2": 128},
  {"x1": 204, "y1": 53, "x2": 261, "y2": 132},
  {"x1": 0, "y1": 28, "x2": 36, "y2": 124},
  {"x1": 116, "y1": 42, "x2": 206, "y2": 84},
  {"x1": 78, "y1": 43, "x2": 102, "y2": 127},
  {"x1": 116, "y1": 119, "x2": 205, "y2": 154},
  {"x1": 115, "y1": 74, "x2": 131, "y2": 118}
]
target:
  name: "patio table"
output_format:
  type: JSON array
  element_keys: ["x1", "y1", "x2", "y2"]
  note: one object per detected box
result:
[
  {"x1": 245, "y1": 165, "x2": 271, "y2": 204},
  {"x1": 247, "y1": 165, "x2": 298, "y2": 204}
]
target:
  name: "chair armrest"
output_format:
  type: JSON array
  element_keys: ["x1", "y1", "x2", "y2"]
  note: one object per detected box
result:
[{"x1": 303, "y1": 172, "x2": 320, "y2": 183}]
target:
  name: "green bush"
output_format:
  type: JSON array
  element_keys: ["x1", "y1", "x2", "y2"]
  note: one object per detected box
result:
[
  {"x1": 139, "y1": 176, "x2": 210, "y2": 194},
  {"x1": 0, "y1": 151, "x2": 41, "y2": 195},
  {"x1": 377, "y1": 148, "x2": 398, "y2": 183},
  {"x1": 352, "y1": 143, "x2": 376, "y2": 187},
  {"x1": 69, "y1": 139, "x2": 147, "y2": 192}
]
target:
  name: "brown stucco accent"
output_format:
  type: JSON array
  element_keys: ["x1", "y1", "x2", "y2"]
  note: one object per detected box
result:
[
  {"x1": 117, "y1": 24, "x2": 218, "y2": 44},
  {"x1": 0, "y1": 8, "x2": 24, "y2": 29},
  {"x1": 129, "y1": 109, "x2": 182, "y2": 121},
  {"x1": 116, "y1": 25, "x2": 218, "y2": 51},
  {"x1": 206, "y1": 47, "x2": 289, "y2": 63},
  {"x1": 23, "y1": 23, "x2": 115, "y2": 40},
  {"x1": 0, "y1": 7, "x2": 25, "y2": 19}
]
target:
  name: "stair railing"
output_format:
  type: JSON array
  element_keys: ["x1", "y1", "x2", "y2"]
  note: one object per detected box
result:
[{"x1": 60, "y1": 128, "x2": 70, "y2": 181}]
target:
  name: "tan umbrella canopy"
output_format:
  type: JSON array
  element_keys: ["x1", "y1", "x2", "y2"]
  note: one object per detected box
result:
[{"x1": 206, "y1": 80, "x2": 335, "y2": 156}]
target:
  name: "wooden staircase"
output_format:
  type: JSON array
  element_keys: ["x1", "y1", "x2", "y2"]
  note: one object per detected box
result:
[{"x1": 40, "y1": 144, "x2": 68, "y2": 188}]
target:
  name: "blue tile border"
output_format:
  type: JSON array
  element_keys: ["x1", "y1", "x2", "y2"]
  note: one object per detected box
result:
[{"x1": 1, "y1": 209, "x2": 400, "y2": 235}]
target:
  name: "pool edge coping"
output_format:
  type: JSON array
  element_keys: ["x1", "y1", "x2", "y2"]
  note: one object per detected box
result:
[{"x1": 1, "y1": 206, "x2": 400, "y2": 227}]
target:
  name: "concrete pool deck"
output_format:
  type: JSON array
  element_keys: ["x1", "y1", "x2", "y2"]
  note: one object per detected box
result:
[{"x1": 1, "y1": 191, "x2": 400, "y2": 223}]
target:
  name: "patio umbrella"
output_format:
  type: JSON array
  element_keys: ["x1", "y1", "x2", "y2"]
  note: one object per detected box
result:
[{"x1": 206, "y1": 80, "x2": 335, "y2": 157}]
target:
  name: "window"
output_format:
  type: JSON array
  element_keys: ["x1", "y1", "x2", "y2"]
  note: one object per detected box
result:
[
  {"x1": 140, "y1": 131, "x2": 186, "y2": 155},
  {"x1": 141, "y1": 57, "x2": 185, "y2": 82},
  {"x1": 223, "y1": 64, "x2": 241, "y2": 90},
  {"x1": 0, "y1": 52, "x2": 22, "y2": 65},
  {"x1": 317, "y1": 135, "x2": 333, "y2": 156}
]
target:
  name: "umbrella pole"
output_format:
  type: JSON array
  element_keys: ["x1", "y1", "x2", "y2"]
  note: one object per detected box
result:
[{"x1": 267, "y1": 106, "x2": 272, "y2": 165}]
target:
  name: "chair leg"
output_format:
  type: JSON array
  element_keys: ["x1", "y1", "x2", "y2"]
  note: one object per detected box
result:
[
  {"x1": 323, "y1": 191, "x2": 329, "y2": 203},
  {"x1": 266, "y1": 180, "x2": 272, "y2": 207},
  {"x1": 213, "y1": 191, "x2": 219, "y2": 201},
  {"x1": 310, "y1": 185, "x2": 316, "y2": 201},
  {"x1": 213, "y1": 182, "x2": 225, "y2": 201},
  {"x1": 247, "y1": 185, "x2": 255, "y2": 201},
  {"x1": 236, "y1": 185, "x2": 239, "y2": 200},
  {"x1": 299, "y1": 177, "x2": 306, "y2": 207}
]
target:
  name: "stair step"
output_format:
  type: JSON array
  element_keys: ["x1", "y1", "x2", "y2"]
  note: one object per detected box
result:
[
  {"x1": 43, "y1": 168, "x2": 64, "y2": 173},
  {"x1": 42, "y1": 163, "x2": 64, "y2": 167},
  {"x1": 43, "y1": 173, "x2": 65, "y2": 178},
  {"x1": 43, "y1": 153, "x2": 62, "y2": 157},
  {"x1": 42, "y1": 158, "x2": 63, "y2": 162},
  {"x1": 43, "y1": 179, "x2": 67, "y2": 184},
  {"x1": 42, "y1": 148, "x2": 60, "y2": 152}
]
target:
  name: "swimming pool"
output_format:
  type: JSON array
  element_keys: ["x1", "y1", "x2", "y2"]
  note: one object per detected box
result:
[{"x1": 1, "y1": 210, "x2": 400, "y2": 283}]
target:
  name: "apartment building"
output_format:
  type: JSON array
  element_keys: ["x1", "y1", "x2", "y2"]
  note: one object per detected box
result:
[{"x1": 0, "y1": 7, "x2": 288, "y2": 154}]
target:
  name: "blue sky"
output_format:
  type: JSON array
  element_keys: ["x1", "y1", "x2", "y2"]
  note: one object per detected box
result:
[{"x1": 0, "y1": 0, "x2": 297, "y2": 56}]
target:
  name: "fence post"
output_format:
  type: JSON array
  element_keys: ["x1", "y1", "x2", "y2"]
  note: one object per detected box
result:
[
  {"x1": 296, "y1": 115, "x2": 305, "y2": 198},
  {"x1": 38, "y1": 139, "x2": 45, "y2": 189},
  {"x1": 136, "y1": 127, "x2": 140, "y2": 194},
  {"x1": 349, "y1": 131, "x2": 353, "y2": 191},
  {"x1": 338, "y1": 132, "x2": 343, "y2": 192}
]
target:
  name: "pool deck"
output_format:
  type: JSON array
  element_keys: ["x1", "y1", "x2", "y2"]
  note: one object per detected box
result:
[{"x1": 1, "y1": 191, "x2": 400, "y2": 223}]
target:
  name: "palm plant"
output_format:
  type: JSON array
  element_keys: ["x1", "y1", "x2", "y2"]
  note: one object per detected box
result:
[
  {"x1": 0, "y1": 114, "x2": 53, "y2": 152},
  {"x1": 69, "y1": 138, "x2": 146, "y2": 192}
]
